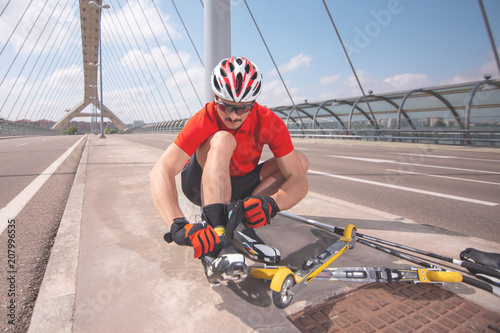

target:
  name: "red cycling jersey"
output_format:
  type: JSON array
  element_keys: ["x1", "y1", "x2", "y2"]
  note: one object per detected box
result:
[{"x1": 174, "y1": 101, "x2": 294, "y2": 177}]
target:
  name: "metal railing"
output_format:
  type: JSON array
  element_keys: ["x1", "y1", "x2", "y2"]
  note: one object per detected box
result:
[
  {"x1": 287, "y1": 128, "x2": 500, "y2": 146},
  {"x1": 0, "y1": 120, "x2": 60, "y2": 137}
]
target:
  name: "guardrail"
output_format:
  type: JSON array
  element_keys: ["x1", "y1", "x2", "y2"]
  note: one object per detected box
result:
[
  {"x1": 288, "y1": 128, "x2": 500, "y2": 146},
  {"x1": 130, "y1": 123, "x2": 500, "y2": 146},
  {"x1": 0, "y1": 120, "x2": 60, "y2": 137}
]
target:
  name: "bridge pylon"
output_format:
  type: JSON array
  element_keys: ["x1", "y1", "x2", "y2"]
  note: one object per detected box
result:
[{"x1": 52, "y1": 0, "x2": 126, "y2": 131}]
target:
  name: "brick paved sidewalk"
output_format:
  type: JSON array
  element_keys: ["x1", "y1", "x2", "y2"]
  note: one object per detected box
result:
[{"x1": 288, "y1": 283, "x2": 500, "y2": 332}]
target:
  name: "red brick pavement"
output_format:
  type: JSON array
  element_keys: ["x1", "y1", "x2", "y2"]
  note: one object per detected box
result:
[{"x1": 288, "y1": 282, "x2": 500, "y2": 332}]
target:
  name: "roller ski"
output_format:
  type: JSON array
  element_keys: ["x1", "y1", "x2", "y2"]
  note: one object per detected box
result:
[
  {"x1": 202, "y1": 248, "x2": 248, "y2": 286},
  {"x1": 202, "y1": 200, "x2": 282, "y2": 285},
  {"x1": 201, "y1": 198, "x2": 248, "y2": 287},
  {"x1": 251, "y1": 224, "x2": 358, "y2": 308}
]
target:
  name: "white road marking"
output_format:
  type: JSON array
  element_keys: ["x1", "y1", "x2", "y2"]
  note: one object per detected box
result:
[
  {"x1": 386, "y1": 169, "x2": 500, "y2": 186},
  {"x1": 392, "y1": 153, "x2": 500, "y2": 163},
  {"x1": 15, "y1": 143, "x2": 28, "y2": 147},
  {"x1": 0, "y1": 137, "x2": 85, "y2": 234},
  {"x1": 329, "y1": 155, "x2": 500, "y2": 175},
  {"x1": 308, "y1": 169, "x2": 498, "y2": 207}
]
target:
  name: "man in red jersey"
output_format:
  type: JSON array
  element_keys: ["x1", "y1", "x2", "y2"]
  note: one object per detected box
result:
[{"x1": 150, "y1": 57, "x2": 308, "y2": 279}]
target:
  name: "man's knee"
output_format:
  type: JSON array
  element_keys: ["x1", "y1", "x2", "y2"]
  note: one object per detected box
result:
[
  {"x1": 206, "y1": 131, "x2": 236, "y2": 154},
  {"x1": 197, "y1": 131, "x2": 236, "y2": 168}
]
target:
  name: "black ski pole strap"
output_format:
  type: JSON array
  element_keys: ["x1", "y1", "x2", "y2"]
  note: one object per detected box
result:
[
  {"x1": 461, "y1": 261, "x2": 500, "y2": 279},
  {"x1": 223, "y1": 200, "x2": 244, "y2": 245},
  {"x1": 460, "y1": 248, "x2": 500, "y2": 269}
]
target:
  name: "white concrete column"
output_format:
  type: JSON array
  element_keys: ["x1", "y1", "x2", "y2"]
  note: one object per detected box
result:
[{"x1": 204, "y1": 0, "x2": 231, "y2": 104}]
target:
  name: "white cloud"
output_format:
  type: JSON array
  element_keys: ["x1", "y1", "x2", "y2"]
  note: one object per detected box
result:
[
  {"x1": 440, "y1": 47, "x2": 500, "y2": 85},
  {"x1": 383, "y1": 73, "x2": 431, "y2": 91},
  {"x1": 107, "y1": 0, "x2": 180, "y2": 45},
  {"x1": 267, "y1": 53, "x2": 312, "y2": 77},
  {"x1": 320, "y1": 74, "x2": 341, "y2": 85},
  {"x1": 259, "y1": 79, "x2": 300, "y2": 107},
  {"x1": 280, "y1": 53, "x2": 312, "y2": 72}
]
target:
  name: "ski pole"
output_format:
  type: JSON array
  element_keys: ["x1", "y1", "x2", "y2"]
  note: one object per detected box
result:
[
  {"x1": 279, "y1": 211, "x2": 500, "y2": 279},
  {"x1": 279, "y1": 211, "x2": 500, "y2": 296},
  {"x1": 344, "y1": 227, "x2": 500, "y2": 296}
]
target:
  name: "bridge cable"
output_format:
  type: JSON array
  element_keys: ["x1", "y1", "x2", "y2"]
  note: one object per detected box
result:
[
  {"x1": 40, "y1": 45, "x2": 82, "y2": 122},
  {"x1": 103, "y1": 9, "x2": 158, "y2": 123},
  {"x1": 137, "y1": 0, "x2": 190, "y2": 117},
  {"x1": 33, "y1": 24, "x2": 81, "y2": 122},
  {"x1": 4, "y1": 0, "x2": 63, "y2": 119},
  {"x1": 17, "y1": 0, "x2": 77, "y2": 121},
  {"x1": 104, "y1": 32, "x2": 153, "y2": 123},
  {"x1": 105, "y1": 37, "x2": 150, "y2": 124},
  {"x1": 170, "y1": 0, "x2": 204, "y2": 68},
  {"x1": 321, "y1": 0, "x2": 379, "y2": 130},
  {"x1": 110, "y1": 0, "x2": 171, "y2": 122},
  {"x1": 5, "y1": 0, "x2": 72, "y2": 120},
  {"x1": 0, "y1": 0, "x2": 12, "y2": 18},
  {"x1": 153, "y1": 0, "x2": 203, "y2": 109},
  {"x1": 31, "y1": 10, "x2": 81, "y2": 122},
  {"x1": 243, "y1": 0, "x2": 307, "y2": 129},
  {"x1": 0, "y1": 0, "x2": 35, "y2": 57},
  {"x1": 108, "y1": 0, "x2": 164, "y2": 122},
  {"x1": 126, "y1": 1, "x2": 181, "y2": 119},
  {"x1": 25, "y1": 17, "x2": 80, "y2": 122},
  {"x1": 0, "y1": 0, "x2": 50, "y2": 90}
]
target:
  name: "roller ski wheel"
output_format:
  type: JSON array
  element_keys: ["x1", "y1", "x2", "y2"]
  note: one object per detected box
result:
[
  {"x1": 272, "y1": 274, "x2": 295, "y2": 309},
  {"x1": 202, "y1": 252, "x2": 248, "y2": 286}
]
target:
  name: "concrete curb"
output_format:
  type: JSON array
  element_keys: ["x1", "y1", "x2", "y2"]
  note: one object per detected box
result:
[{"x1": 28, "y1": 136, "x2": 89, "y2": 333}]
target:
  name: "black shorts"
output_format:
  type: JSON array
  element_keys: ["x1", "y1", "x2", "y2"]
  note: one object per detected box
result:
[{"x1": 181, "y1": 152, "x2": 264, "y2": 206}]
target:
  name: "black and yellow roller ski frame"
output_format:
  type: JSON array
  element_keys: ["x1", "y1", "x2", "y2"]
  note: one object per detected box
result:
[
  {"x1": 250, "y1": 224, "x2": 358, "y2": 309},
  {"x1": 250, "y1": 222, "x2": 463, "y2": 309},
  {"x1": 315, "y1": 267, "x2": 462, "y2": 284}
]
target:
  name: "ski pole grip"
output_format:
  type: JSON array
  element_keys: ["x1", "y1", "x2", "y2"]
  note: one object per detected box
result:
[
  {"x1": 460, "y1": 248, "x2": 500, "y2": 269},
  {"x1": 164, "y1": 232, "x2": 173, "y2": 243}
]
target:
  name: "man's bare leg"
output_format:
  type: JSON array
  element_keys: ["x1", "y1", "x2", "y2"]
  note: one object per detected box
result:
[
  {"x1": 195, "y1": 131, "x2": 236, "y2": 206},
  {"x1": 252, "y1": 151, "x2": 309, "y2": 198}
]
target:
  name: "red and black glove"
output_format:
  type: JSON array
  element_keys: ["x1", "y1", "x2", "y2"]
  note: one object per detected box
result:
[
  {"x1": 168, "y1": 218, "x2": 221, "y2": 258},
  {"x1": 242, "y1": 196, "x2": 280, "y2": 228}
]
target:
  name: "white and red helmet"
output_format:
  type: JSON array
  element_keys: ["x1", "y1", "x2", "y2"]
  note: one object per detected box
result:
[{"x1": 211, "y1": 57, "x2": 263, "y2": 103}]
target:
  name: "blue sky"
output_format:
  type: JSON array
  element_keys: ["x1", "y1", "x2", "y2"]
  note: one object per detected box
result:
[{"x1": 0, "y1": 0, "x2": 499, "y2": 122}]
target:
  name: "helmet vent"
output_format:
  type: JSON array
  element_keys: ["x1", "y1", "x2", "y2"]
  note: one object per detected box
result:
[
  {"x1": 242, "y1": 86, "x2": 251, "y2": 100},
  {"x1": 235, "y1": 73, "x2": 243, "y2": 95},
  {"x1": 225, "y1": 84, "x2": 234, "y2": 99},
  {"x1": 253, "y1": 82, "x2": 261, "y2": 96},
  {"x1": 213, "y1": 76, "x2": 221, "y2": 92}
]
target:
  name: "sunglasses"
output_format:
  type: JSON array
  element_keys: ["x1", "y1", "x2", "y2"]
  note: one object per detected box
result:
[{"x1": 214, "y1": 96, "x2": 254, "y2": 115}]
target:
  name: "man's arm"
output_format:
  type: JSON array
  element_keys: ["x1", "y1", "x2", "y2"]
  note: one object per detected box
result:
[
  {"x1": 149, "y1": 143, "x2": 190, "y2": 228},
  {"x1": 271, "y1": 149, "x2": 308, "y2": 211}
]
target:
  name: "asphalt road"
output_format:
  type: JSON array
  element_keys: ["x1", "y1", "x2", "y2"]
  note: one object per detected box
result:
[
  {"x1": 1, "y1": 133, "x2": 498, "y2": 243},
  {"x1": 0, "y1": 135, "x2": 82, "y2": 208},
  {"x1": 0, "y1": 135, "x2": 85, "y2": 332},
  {"x1": 122, "y1": 133, "x2": 500, "y2": 243}
]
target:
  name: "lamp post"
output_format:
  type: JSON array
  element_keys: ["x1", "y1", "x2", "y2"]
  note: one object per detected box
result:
[
  {"x1": 89, "y1": 1, "x2": 110, "y2": 138},
  {"x1": 89, "y1": 84, "x2": 97, "y2": 134}
]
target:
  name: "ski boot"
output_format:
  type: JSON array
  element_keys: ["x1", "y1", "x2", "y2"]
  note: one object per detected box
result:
[
  {"x1": 201, "y1": 202, "x2": 248, "y2": 286},
  {"x1": 202, "y1": 246, "x2": 248, "y2": 286},
  {"x1": 234, "y1": 227, "x2": 281, "y2": 264}
]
